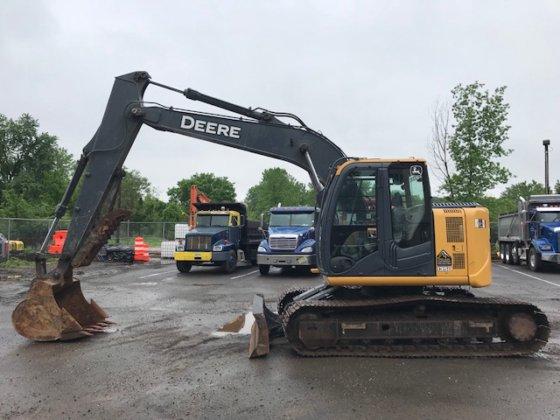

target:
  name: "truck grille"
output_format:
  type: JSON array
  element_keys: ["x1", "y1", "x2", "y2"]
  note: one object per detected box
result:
[
  {"x1": 186, "y1": 236, "x2": 212, "y2": 251},
  {"x1": 269, "y1": 235, "x2": 299, "y2": 250}
]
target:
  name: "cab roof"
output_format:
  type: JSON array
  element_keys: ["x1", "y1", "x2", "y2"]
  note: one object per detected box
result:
[{"x1": 194, "y1": 202, "x2": 247, "y2": 215}]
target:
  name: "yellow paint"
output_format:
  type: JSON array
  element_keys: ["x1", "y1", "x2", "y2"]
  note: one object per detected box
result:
[
  {"x1": 433, "y1": 208, "x2": 468, "y2": 279},
  {"x1": 8, "y1": 240, "x2": 24, "y2": 251},
  {"x1": 196, "y1": 210, "x2": 240, "y2": 227},
  {"x1": 229, "y1": 211, "x2": 240, "y2": 226},
  {"x1": 463, "y1": 207, "x2": 492, "y2": 287},
  {"x1": 174, "y1": 251, "x2": 212, "y2": 262},
  {"x1": 335, "y1": 157, "x2": 427, "y2": 175},
  {"x1": 327, "y1": 275, "x2": 470, "y2": 286},
  {"x1": 326, "y1": 206, "x2": 492, "y2": 288}
]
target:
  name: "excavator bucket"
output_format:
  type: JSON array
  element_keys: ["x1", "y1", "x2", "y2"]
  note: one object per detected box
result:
[
  {"x1": 12, "y1": 278, "x2": 110, "y2": 341},
  {"x1": 248, "y1": 294, "x2": 283, "y2": 358}
]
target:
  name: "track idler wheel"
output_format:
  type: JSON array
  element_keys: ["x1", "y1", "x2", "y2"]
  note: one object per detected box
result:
[
  {"x1": 12, "y1": 278, "x2": 111, "y2": 341},
  {"x1": 507, "y1": 312, "x2": 538, "y2": 342}
]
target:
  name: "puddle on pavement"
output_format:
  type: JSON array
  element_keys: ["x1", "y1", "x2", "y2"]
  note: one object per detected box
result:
[{"x1": 212, "y1": 312, "x2": 255, "y2": 337}]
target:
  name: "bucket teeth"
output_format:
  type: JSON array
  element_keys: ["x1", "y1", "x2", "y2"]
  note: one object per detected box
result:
[{"x1": 12, "y1": 277, "x2": 112, "y2": 341}]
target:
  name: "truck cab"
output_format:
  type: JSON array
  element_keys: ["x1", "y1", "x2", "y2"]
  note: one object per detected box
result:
[
  {"x1": 174, "y1": 203, "x2": 260, "y2": 273},
  {"x1": 498, "y1": 194, "x2": 560, "y2": 271},
  {"x1": 257, "y1": 206, "x2": 317, "y2": 275}
]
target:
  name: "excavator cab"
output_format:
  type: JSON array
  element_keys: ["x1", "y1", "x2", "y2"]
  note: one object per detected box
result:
[{"x1": 318, "y1": 159, "x2": 435, "y2": 278}]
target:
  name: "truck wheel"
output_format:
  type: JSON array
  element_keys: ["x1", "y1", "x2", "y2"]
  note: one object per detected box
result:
[
  {"x1": 528, "y1": 247, "x2": 542, "y2": 272},
  {"x1": 176, "y1": 261, "x2": 192, "y2": 273},
  {"x1": 259, "y1": 265, "x2": 270, "y2": 275},
  {"x1": 222, "y1": 250, "x2": 237, "y2": 273},
  {"x1": 500, "y1": 243, "x2": 507, "y2": 263},
  {"x1": 512, "y1": 244, "x2": 520, "y2": 265},
  {"x1": 505, "y1": 244, "x2": 512, "y2": 264}
]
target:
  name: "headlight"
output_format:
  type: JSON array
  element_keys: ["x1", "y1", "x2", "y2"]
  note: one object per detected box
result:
[
  {"x1": 539, "y1": 243, "x2": 552, "y2": 251},
  {"x1": 300, "y1": 246, "x2": 313, "y2": 253},
  {"x1": 213, "y1": 245, "x2": 223, "y2": 252},
  {"x1": 258, "y1": 246, "x2": 267, "y2": 253}
]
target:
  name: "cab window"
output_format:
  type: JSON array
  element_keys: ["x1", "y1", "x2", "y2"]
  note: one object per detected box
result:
[
  {"x1": 389, "y1": 164, "x2": 430, "y2": 248},
  {"x1": 330, "y1": 168, "x2": 377, "y2": 271}
]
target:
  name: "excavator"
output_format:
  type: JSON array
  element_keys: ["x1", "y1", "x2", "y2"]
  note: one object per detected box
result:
[{"x1": 12, "y1": 71, "x2": 549, "y2": 357}]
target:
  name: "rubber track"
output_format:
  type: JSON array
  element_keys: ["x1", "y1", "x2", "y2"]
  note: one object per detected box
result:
[
  {"x1": 281, "y1": 295, "x2": 550, "y2": 358},
  {"x1": 277, "y1": 286, "x2": 311, "y2": 316}
]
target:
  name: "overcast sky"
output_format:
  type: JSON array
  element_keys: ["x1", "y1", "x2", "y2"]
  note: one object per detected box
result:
[{"x1": 1, "y1": 1, "x2": 558, "y2": 200}]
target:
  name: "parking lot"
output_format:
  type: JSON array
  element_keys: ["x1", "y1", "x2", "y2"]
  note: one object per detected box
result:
[{"x1": 1, "y1": 261, "x2": 559, "y2": 419}]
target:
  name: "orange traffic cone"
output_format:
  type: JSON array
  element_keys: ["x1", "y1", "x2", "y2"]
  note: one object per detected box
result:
[{"x1": 133, "y1": 236, "x2": 150, "y2": 262}]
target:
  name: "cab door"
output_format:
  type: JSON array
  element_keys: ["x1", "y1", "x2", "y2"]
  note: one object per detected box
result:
[{"x1": 318, "y1": 161, "x2": 435, "y2": 277}]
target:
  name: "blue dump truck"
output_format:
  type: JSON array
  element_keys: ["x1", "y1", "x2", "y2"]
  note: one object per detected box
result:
[
  {"x1": 257, "y1": 206, "x2": 316, "y2": 275},
  {"x1": 498, "y1": 194, "x2": 560, "y2": 271},
  {"x1": 174, "y1": 202, "x2": 261, "y2": 273}
]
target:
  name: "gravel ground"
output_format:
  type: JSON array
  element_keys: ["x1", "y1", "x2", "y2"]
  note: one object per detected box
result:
[{"x1": 0, "y1": 260, "x2": 559, "y2": 419}]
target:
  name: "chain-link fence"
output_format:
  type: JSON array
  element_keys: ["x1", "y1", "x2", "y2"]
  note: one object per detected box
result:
[
  {"x1": 1, "y1": 217, "x2": 500, "y2": 256},
  {"x1": 0, "y1": 217, "x2": 179, "y2": 255}
]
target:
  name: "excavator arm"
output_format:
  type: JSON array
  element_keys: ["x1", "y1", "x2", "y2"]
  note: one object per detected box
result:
[
  {"x1": 59, "y1": 71, "x2": 344, "y2": 279},
  {"x1": 12, "y1": 71, "x2": 345, "y2": 341}
]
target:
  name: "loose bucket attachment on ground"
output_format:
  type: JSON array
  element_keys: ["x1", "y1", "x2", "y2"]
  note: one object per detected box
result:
[
  {"x1": 12, "y1": 278, "x2": 110, "y2": 341},
  {"x1": 248, "y1": 294, "x2": 283, "y2": 358}
]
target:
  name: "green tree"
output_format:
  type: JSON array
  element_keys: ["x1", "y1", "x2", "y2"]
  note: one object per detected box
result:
[
  {"x1": 119, "y1": 168, "x2": 152, "y2": 219},
  {"x1": 245, "y1": 167, "x2": 315, "y2": 220},
  {"x1": 118, "y1": 169, "x2": 183, "y2": 222},
  {"x1": 500, "y1": 180, "x2": 545, "y2": 213},
  {"x1": 161, "y1": 201, "x2": 184, "y2": 222},
  {"x1": 167, "y1": 173, "x2": 236, "y2": 209},
  {"x1": 442, "y1": 83, "x2": 512, "y2": 201},
  {"x1": 554, "y1": 180, "x2": 560, "y2": 194},
  {"x1": 0, "y1": 113, "x2": 73, "y2": 217}
]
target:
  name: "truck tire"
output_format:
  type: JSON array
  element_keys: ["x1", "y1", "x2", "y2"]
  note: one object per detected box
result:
[
  {"x1": 528, "y1": 247, "x2": 542, "y2": 272},
  {"x1": 222, "y1": 250, "x2": 237, "y2": 273},
  {"x1": 176, "y1": 261, "x2": 192, "y2": 273},
  {"x1": 500, "y1": 243, "x2": 507, "y2": 263},
  {"x1": 511, "y1": 244, "x2": 520, "y2": 265},
  {"x1": 505, "y1": 244, "x2": 512, "y2": 264},
  {"x1": 259, "y1": 265, "x2": 270, "y2": 275}
]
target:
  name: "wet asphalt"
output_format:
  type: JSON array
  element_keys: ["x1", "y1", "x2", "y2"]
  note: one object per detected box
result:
[{"x1": 0, "y1": 261, "x2": 559, "y2": 419}]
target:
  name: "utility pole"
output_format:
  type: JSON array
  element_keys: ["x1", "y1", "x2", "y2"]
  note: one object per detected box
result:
[{"x1": 543, "y1": 139, "x2": 551, "y2": 194}]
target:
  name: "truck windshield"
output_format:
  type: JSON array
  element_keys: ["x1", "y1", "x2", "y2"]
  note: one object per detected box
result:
[
  {"x1": 269, "y1": 212, "x2": 314, "y2": 227},
  {"x1": 535, "y1": 211, "x2": 560, "y2": 223},
  {"x1": 197, "y1": 214, "x2": 229, "y2": 227}
]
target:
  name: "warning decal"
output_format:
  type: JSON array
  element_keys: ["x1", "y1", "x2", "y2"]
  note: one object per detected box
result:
[{"x1": 436, "y1": 250, "x2": 452, "y2": 272}]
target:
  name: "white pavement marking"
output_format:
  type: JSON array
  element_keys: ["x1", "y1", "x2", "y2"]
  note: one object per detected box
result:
[
  {"x1": 230, "y1": 270, "x2": 258, "y2": 280},
  {"x1": 495, "y1": 264, "x2": 560, "y2": 288},
  {"x1": 139, "y1": 270, "x2": 177, "y2": 279}
]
